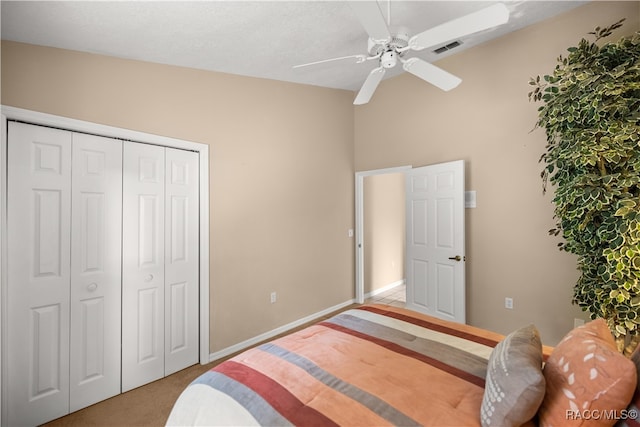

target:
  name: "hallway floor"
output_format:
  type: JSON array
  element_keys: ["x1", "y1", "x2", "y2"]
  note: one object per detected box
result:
[{"x1": 366, "y1": 283, "x2": 406, "y2": 308}]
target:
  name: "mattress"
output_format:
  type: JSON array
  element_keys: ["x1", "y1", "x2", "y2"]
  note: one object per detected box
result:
[{"x1": 166, "y1": 304, "x2": 512, "y2": 426}]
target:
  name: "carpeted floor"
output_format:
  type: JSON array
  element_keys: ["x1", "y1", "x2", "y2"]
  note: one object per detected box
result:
[
  {"x1": 43, "y1": 361, "x2": 218, "y2": 427},
  {"x1": 43, "y1": 304, "x2": 359, "y2": 426}
]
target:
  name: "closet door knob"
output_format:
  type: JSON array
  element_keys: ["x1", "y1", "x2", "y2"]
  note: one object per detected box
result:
[
  {"x1": 144, "y1": 274, "x2": 154, "y2": 282},
  {"x1": 87, "y1": 282, "x2": 98, "y2": 292}
]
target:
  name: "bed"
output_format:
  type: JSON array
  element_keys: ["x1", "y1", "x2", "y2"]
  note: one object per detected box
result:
[{"x1": 167, "y1": 304, "x2": 639, "y2": 427}]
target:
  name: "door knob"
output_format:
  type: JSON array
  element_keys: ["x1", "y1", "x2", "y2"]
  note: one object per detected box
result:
[
  {"x1": 87, "y1": 282, "x2": 98, "y2": 292},
  {"x1": 144, "y1": 274, "x2": 154, "y2": 282},
  {"x1": 448, "y1": 255, "x2": 462, "y2": 262}
]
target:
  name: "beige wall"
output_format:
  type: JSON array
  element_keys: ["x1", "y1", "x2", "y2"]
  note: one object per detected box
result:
[
  {"x1": 355, "y1": 1, "x2": 640, "y2": 345},
  {"x1": 1, "y1": 41, "x2": 355, "y2": 353},
  {"x1": 2, "y1": 1, "x2": 638, "y2": 352},
  {"x1": 364, "y1": 173, "x2": 405, "y2": 294}
]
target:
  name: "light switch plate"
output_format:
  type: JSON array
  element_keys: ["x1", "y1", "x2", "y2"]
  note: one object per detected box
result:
[{"x1": 465, "y1": 191, "x2": 477, "y2": 208}]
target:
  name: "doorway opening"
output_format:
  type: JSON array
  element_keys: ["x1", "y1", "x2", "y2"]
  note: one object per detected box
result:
[
  {"x1": 355, "y1": 166, "x2": 411, "y2": 304},
  {"x1": 356, "y1": 161, "x2": 466, "y2": 323}
]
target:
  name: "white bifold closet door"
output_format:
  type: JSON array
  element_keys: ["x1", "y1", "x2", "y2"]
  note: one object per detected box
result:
[
  {"x1": 7, "y1": 122, "x2": 122, "y2": 426},
  {"x1": 121, "y1": 141, "x2": 199, "y2": 392},
  {"x1": 70, "y1": 132, "x2": 123, "y2": 411}
]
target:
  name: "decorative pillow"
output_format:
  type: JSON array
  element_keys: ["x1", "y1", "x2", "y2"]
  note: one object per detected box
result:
[
  {"x1": 615, "y1": 346, "x2": 640, "y2": 426},
  {"x1": 480, "y1": 324, "x2": 546, "y2": 427},
  {"x1": 538, "y1": 319, "x2": 637, "y2": 427}
]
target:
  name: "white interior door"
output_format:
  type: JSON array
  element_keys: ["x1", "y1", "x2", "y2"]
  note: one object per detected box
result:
[
  {"x1": 405, "y1": 160, "x2": 465, "y2": 323},
  {"x1": 164, "y1": 147, "x2": 199, "y2": 376},
  {"x1": 69, "y1": 133, "x2": 122, "y2": 411},
  {"x1": 122, "y1": 141, "x2": 166, "y2": 392},
  {"x1": 7, "y1": 122, "x2": 72, "y2": 426}
]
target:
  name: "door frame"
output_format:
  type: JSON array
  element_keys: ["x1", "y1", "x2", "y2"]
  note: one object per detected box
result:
[
  {"x1": 354, "y1": 166, "x2": 412, "y2": 304},
  {"x1": 0, "y1": 106, "x2": 211, "y2": 422}
]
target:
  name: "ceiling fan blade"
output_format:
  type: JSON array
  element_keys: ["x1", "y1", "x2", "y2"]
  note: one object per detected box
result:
[
  {"x1": 293, "y1": 54, "x2": 368, "y2": 69},
  {"x1": 409, "y1": 3, "x2": 509, "y2": 51},
  {"x1": 402, "y1": 58, "x2": 461, "y2": 91},
  {"x1": 354, "y1": 67, "x2": 386, "y2": 105},
  {"x1": 347, "y1": 1, "x2": 391, "y2": 44}
]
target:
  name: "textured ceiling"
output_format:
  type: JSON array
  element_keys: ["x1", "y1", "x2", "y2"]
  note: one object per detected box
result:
[{"x1": 1, "y1": 1, "x2": 587, "y2": 92}]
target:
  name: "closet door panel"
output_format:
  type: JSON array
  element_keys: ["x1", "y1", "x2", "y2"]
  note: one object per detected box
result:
[
  {"x1": 69, "y1": 133, "x2": 122, "y2": 411},
  {"x1": 122, "y1": 141, "x2": 165, "y2": 392},
  {"x1": 164, "y1": 148, "x2": 199, "y2": 376},
  {"x1": 7, "y1": 122, "x2": 72, "y2": 426}
]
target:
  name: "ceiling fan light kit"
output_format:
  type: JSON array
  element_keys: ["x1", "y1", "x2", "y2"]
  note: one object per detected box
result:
[
  {"x1": 293, "y1": 1, "x2": 510, "y2": 105},
  {"x1": 380, "y1": 50, "x2": 397, "y2": 69}
]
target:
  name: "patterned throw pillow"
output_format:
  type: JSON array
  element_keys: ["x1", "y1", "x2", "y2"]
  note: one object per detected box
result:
[
  {"x1": 480, "y1": 324, "x2": 546, "y2": 427},
  {"x1": 538, "y1": 319, "x2": 637, "y2": 427}
]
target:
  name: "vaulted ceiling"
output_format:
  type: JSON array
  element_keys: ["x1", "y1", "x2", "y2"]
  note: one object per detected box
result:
[{"x1": 1, "y1": 1, "x2": 586, "y2": 92}]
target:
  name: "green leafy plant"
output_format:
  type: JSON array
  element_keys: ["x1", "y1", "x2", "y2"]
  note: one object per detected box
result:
[{"x1": 528, "y1": 19, "x2": 640, "y2": 355}]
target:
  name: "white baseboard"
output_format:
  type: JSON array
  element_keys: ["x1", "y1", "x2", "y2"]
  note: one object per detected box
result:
[
  {"x1": 364, "y1": 279, "x2": 405, "y2": 300},
  {"x1": 208, "y1": 299, "x2": 356, "y2": 362}
]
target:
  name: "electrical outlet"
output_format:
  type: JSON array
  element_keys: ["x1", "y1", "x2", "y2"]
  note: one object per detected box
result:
[
  {"x1": 270, "y1": 292, "x2": 277, "y2": 304},
  {"x1": 505, "y1": 297, "x2": 513, "y2": 309}
]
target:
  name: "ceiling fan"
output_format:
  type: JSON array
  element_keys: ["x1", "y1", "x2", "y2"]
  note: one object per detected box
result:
[{"x1": 293, "y1": 2, "x2": 510, "y2": 105}]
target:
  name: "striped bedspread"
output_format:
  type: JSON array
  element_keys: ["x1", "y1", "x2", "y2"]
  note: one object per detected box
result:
[{"x1": 166, "y1": 304, "x2": 509, "y2": 426}]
